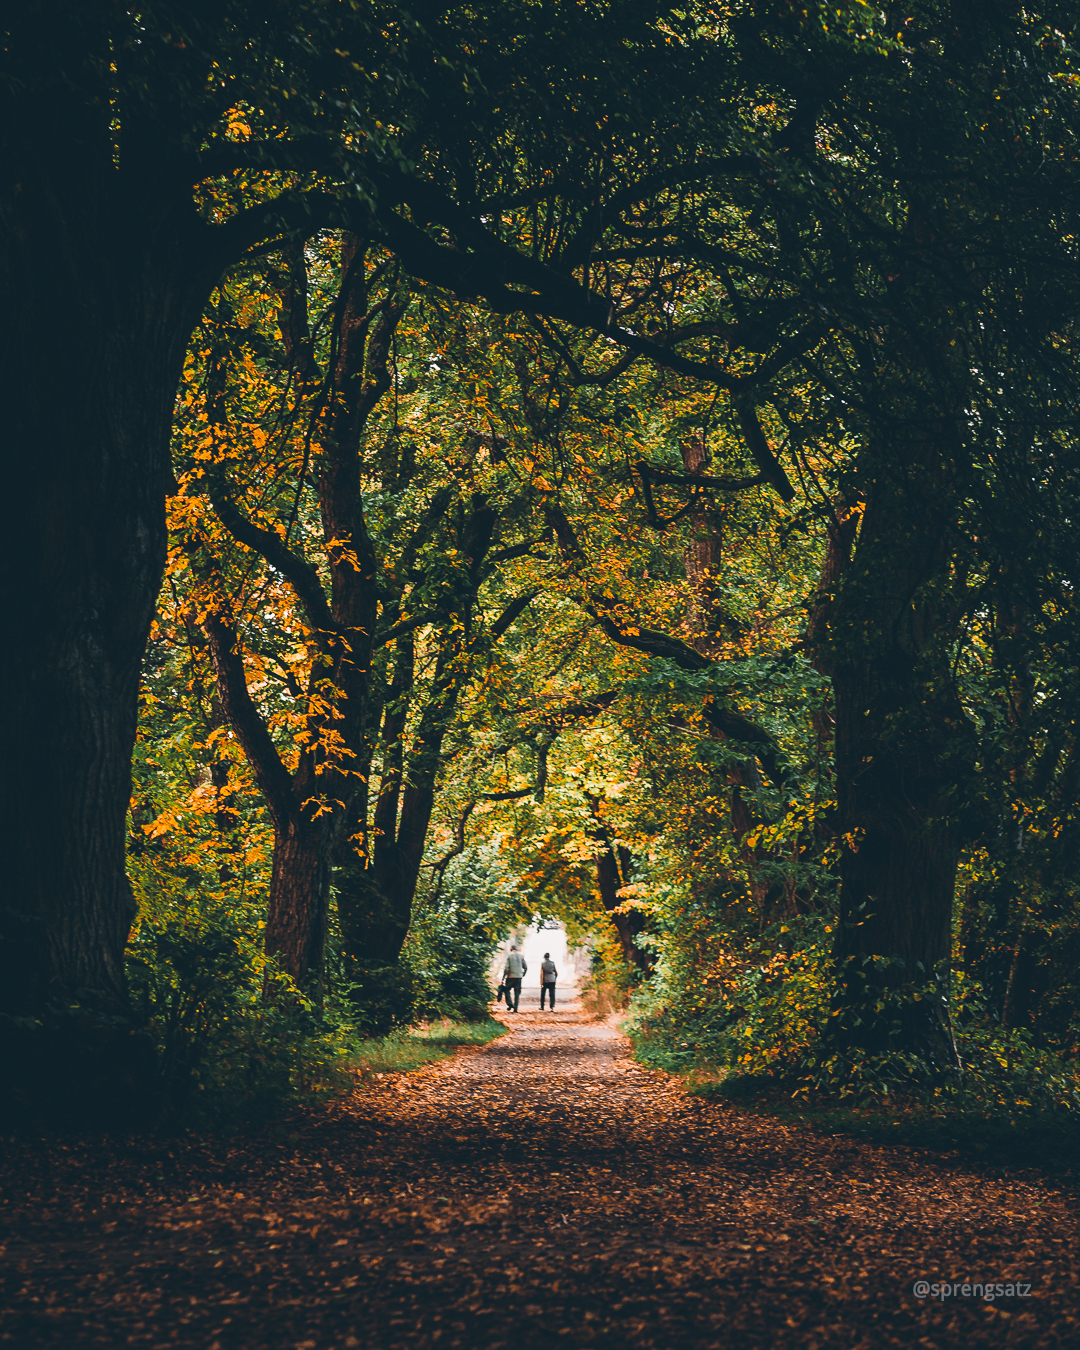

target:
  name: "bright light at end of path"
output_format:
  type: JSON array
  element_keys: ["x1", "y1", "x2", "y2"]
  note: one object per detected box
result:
[{"x1": 492, "y1": 921, "x2": 584, "y2": 993}]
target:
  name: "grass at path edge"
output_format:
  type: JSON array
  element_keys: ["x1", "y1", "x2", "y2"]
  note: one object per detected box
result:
[
  {"x1": 349, "y1": 1018, "x2": 508, "y2": 1078},
  {"x1": 684, "y1": 1072, "x2": 1080, "y2": 1186}
]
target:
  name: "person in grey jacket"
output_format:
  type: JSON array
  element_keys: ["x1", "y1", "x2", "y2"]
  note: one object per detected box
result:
[{"x1": 502, "y1": 945, "x2": 527, "y2": 1012}]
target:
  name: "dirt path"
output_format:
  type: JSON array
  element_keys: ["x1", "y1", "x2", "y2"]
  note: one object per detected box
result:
[{"x1": 2, "y1": 996, "x2": 1078, "y2": 1348}]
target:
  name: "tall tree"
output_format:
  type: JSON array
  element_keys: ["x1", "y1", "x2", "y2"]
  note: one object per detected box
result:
[
  {"x1": 0, "y1": 0, "x2": 718, "y2": 1114},
  {"x1": 171, "y1": 244, "x2": 551, "y2": 1019},
  {"x1": 7, "y1": 0, "x2": 1078, "y2": 1118},
  {"x1": 492, "y1": 1, "x2": 1080, "y2": 1063}
]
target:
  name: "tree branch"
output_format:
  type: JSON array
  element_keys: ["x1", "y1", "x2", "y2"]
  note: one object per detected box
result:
[
  {"x1": 735, "y1": 402, "x2": 796, "y2": 502},
  {"x1": 208, "y1": 488, "x2": 341, "y2": 641},
  {"x1": 635, "y1": 460, "x2": 763, "y2": 493},
  {"x1": 585, "y1": 606, "x2": 711, "y2": 671},
  {"x1": 203, "y1": 612, "x2": 298, "y2": 835},
  {"x1": 206, "y1": 170, "x2": 810, "y2": 501},
  {"x1": 542, "y1": 506, "x2": 792, "y2": 789},
  {"x1": 375, "y1": 611, "x2": 440, "y2": 649},
  {"x1": 424, "y1": 799, "x2": 479, "y2": 907},
  {"x1": 489, "y1": 589, "x2": 540, "y2": 642}
]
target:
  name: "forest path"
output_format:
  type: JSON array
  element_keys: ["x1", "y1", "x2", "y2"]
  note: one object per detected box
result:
[{"x1": 2, "y1": 996, "x2": 1078, "y2": 1349}]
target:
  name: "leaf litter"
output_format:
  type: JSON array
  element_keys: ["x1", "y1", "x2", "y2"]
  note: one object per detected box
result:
[{"x1": 1, "y1": 993, "x2": 1078, "y2": 1348}]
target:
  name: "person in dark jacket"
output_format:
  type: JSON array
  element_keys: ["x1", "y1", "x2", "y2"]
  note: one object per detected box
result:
[{"x1": 539, "y1": 953, "x2": 558, "y2": 1009}]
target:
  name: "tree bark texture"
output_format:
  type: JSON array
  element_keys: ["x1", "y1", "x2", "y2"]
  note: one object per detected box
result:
[
  {"x1": 678, "y1": 433, "x2": 750, "y2": 660},
  {"x1": 827, "y1": 455, "x2": 968, "y2": 1068},
  {"x1": 264, "y1": 822, "x2": 335, "y2": 989},
  {"x1": 203, "y1": 611, "x2": 339, "y2": 993},
  {"x1": 0, "y1": 63, "x2": 218, "y2": 1119}
]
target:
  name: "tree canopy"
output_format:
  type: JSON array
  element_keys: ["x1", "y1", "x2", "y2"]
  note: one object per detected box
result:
[{"x1": 4, "y1": 0, "x2": 1080, "y2": 1124}]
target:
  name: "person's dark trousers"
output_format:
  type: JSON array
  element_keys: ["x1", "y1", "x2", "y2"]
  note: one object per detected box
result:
[
  {"x1": 505, "y1": 978, "x2": 521, "y2": 1011},
  {"x1": 540, "y1": 982, "x2": 556, "y2": 1009}
]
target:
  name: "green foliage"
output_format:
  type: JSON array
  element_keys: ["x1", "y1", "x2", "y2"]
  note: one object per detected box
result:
[
  {"x1": 628, "y1": 915, "x2": 1080, "y2": 1121},
  {"x1": 127, "y1": 897, "x2": 355, "y2": 1130},
  {"x1": 948, "y1": 976, "x2": 1080, "y2": 1118},
  {"x1": 126, "y1": 882, "x2": 510, "y2": 1129},
  {"x1": 804, "y1": 972, "x2": 1080, "y2": 1115},
  {"x1": 626, "y1": 913, "x2": 834, "y2": 1076},
  {"x1": 403, "y1": 846, "x2": 532, "y2": 1023}
]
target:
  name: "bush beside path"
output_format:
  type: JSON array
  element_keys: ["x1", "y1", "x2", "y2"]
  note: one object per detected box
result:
[{"x1": 1, "y1": 992, "x2": 1077, "y2": 1348}]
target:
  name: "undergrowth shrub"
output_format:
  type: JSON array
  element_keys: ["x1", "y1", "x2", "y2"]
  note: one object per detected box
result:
[
  {"x1": 127, "y1": 893, "x2": 354, "y2": 1129},
  {"x1": 626, "y1": 913, "x2": 1080, "y2": 1117},
  {"x1": 127, "y1": 862, "x2": 515, "y2": 1128},
  {"x1": 401, "y1": 845, "x2": 532, "y2": 1022},
  {"x1": 404, "y1": 913, "x2": 498, "y2": 1023},
  {"x1": 577, "y1": 923, "x2": 641, "y2": 1019},
  {"x1": 626, "y1": 914, "x2": 833, "y2": 1076},
  {"x1": 946, "y1": 975, "x2": 1080, "y2": 1116}
]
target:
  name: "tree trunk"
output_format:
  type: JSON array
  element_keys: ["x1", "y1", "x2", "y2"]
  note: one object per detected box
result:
[
  {"x1": 591, "y1": 828, "x2": 649, "y2": 975},
  {"x1": 264, "y1": 819, "x2": 336, "y2": 993},
  {"x1": 336, "y1": 645, "x2": 466, "y2": 1028},
  {"x1": 680, "y1": 433, "x2": 739, "y2": 659},
  {"x1": 827, "y1": 466, "x2": 967, "y2": 1071},
  {"x1": 199, "y1": 240, "x2": 392, "y2": 998},
  {"x1": 0, "y1": 154, "x2": 211, "y2": 1120}
]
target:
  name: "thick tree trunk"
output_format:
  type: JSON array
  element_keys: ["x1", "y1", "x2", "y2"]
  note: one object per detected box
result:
[
  {"x1": 0, "y1": 151, "x2": 211, "y2": 1120},
  {"x1": 264, "y1": 820, "x2": 336, "y2": 992},
  {"x1": 826, "y1": 466, "x2": 967, "y2": 1071},
  {"x1": 832, "y1": 655, "x2": 961, "y2": 1065},
  {"x1": 335, "y1": 819, "x2": 426, "y2": 1034},
  {"x1": 337, "y1": 850, "x2": 416, "y2": 967}
]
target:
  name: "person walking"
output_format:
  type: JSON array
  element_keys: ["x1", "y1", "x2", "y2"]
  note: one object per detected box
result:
[
  {"x1": 503, "y1": 945, "x2": 527, "y2": 1013},
  {"x1": 539, "y1": 952, "x2": 558, "y2": 1010}
]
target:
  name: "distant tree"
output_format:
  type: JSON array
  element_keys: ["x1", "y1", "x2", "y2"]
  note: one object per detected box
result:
[{"x1": 169, "y1": 241, "x2": 546, "y2": 1018}]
